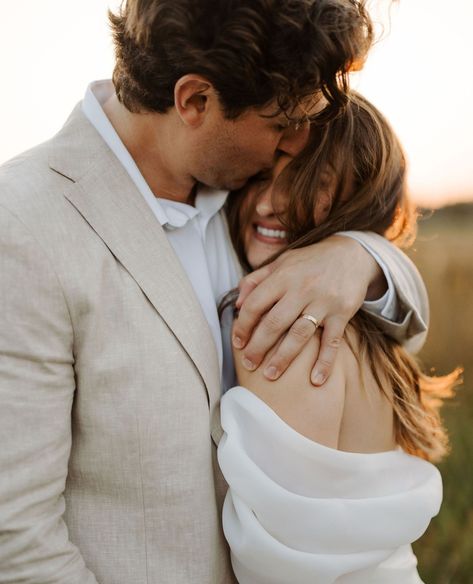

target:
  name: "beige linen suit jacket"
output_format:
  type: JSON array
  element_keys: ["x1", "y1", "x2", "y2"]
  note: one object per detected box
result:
[
  {"x1": 0, "y1": 106, "x2": 428, "y2": 583},
  {"x1": 0, "y1": 106, "x2": 233, "y2": 583}
]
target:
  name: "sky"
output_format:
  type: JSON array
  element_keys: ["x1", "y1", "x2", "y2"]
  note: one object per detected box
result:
[{"x1": 1, "y1": 0, "x2": 472, "y2": 208}]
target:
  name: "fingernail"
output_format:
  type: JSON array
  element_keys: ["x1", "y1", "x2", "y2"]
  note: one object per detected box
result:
[
  {"x1": 233, "y1": 335, "x2": 243, "y2": 349},
  {"x1": 242, "y1": 357, "x2": 256, "y2": 371},
  {"x1": 313, "y1": 372, "x2": 326, "y2": 386},
  {"x1": 264, "y1": 366, "x2": 279, "y2": 380}
]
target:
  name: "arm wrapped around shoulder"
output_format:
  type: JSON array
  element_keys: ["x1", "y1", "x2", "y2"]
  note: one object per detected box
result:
[{"x1": 340, "y1": 231, "x2": 429, "y2": 353}]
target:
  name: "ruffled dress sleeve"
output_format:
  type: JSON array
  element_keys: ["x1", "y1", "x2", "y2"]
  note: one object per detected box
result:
[{"x1": 217, "y1": 387, "x2": 442, "y2": 584}]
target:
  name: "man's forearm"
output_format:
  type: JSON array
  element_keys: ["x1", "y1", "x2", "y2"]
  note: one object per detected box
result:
[{"x1": 338, "y1": 230, "x2": 429, "y2": 352}]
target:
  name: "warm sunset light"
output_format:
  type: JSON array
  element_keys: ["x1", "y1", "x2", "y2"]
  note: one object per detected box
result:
[
  {"x1": 0, "y1": 6, "x2": 472, "y2": 582},
  {"x1": 1, "y1": 0, "x2": 472, "y2": 208},
  {"x1": 353, "y1": 0, "x2": 473, "y2": 208}
]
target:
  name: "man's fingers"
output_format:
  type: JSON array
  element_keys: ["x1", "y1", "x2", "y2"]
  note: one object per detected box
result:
[
  {"x1": 262, "y1": 315, "x2": 322, "y2": 380},
  {"x1": 232, "y1": 274, "x2": 288, "y2": 350},
  {"x1": 236, "y1": 294, "x2": 302, "y2": 369},
  {"x1": 310, "y1": 317, "x2": 346, "y2": 386},
  {"x1": 235, "y1": 264, "x2": 274, "y2": 309}
]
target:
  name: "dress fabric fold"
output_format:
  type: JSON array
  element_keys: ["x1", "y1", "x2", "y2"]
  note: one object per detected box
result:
[{"x1": 218, "y1": 387, "x2": 442, "y2": 584}]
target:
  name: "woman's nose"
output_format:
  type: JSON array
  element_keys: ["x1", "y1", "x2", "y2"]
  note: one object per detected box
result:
[{"x1": 255, "y1": 187, "x2": 275, "y2": 217}]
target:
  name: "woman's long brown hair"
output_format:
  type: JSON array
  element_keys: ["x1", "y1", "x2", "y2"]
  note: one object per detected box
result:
[{"x1": 223, "y1": 91, "x2": 461, "y2": 463}]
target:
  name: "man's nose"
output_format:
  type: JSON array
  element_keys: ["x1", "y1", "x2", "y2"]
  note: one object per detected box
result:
[{"x1": 277, "y1": 122, "x2": 310, "y2": 157}]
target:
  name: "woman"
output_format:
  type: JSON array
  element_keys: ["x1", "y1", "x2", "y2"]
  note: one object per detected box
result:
[{"x1": 217, "y1": 92, "x2": 460, "y2": 583}]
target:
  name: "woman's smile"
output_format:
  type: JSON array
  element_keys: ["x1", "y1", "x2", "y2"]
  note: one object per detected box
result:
[
  {"x1": 253, "y1": 222, "x2": 288, "y2": 244},
  {"x1": 245, "y1": 218, "x2": 288, "y2": 268}
]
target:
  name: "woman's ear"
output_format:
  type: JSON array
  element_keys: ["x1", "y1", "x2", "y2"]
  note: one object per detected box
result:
[{"x1": 174, "y1": 74, "x2": 213, "y2": 127}]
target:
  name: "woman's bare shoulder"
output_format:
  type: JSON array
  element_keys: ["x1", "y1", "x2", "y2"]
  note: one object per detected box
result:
[
  {"x1": 233, "y1": 332, "x2": 348, "y2": 448},
  {"x1": 337, "y1": 325, "x2": 396, "y2": 453},
  {"x1": 233, "y1": 324, "x2": 395, "y2": 452}
]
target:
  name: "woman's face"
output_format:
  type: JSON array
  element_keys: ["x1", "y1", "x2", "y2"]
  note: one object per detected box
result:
[
  {"x1": 241, "y1": 155, "x2": 336, "y2": 269},
  {"x1": 241, "y1": 155, "x2": 291, "y2": 270}
]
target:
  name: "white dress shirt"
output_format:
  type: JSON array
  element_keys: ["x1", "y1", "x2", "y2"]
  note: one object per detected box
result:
[{"x1": 82, "y1": 80, "x2": 397, "y2": 390}]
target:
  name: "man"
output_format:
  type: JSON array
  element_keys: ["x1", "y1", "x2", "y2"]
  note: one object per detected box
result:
[{"x1": 0, "y1": 1, "x2": 427, "y2": 582}]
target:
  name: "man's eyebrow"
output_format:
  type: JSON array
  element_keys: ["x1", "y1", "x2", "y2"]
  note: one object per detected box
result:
[
  {"x1": 258, "y1": 109, "x2": 289, "y2": 121},
  {"x1": 258, "y1": 92, "x2": 326, "y2": 121},
  {"x1": 259, "y1": 107, "x2": 323, "y2": 126},
  {"x1": 258, "y1": 111, "x2": 309, "y2": 128}
]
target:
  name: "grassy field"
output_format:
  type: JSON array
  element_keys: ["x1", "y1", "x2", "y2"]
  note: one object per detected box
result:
[{"x1": 408, "y1": 204, "x2": 473, "y2": 583}]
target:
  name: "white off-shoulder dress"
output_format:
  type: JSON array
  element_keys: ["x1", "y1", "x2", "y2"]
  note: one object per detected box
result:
[{"x1": 217, "y1": 387, "x2": 442, "y2": 584}]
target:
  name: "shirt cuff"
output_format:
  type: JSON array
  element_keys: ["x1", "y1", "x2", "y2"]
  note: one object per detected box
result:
[{"x1": 337, "y1": 232, "x2": 398, "y2": 322}]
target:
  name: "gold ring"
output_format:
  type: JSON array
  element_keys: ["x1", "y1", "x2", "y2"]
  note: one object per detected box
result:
[{"x1": 301, "y1": 314, "x2": 321, "y2": 329}]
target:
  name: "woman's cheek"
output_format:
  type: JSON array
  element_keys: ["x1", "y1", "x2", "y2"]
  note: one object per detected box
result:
[{"x1": 313, "y1": 191, "x2": 333, "y2": 226}]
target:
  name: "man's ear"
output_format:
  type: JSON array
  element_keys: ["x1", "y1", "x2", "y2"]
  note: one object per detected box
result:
[{"x1": 174, "y1": 74, "x2": 214, "y2": 127}]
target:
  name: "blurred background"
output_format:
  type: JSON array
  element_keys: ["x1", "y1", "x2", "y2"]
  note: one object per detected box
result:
[{"x1": 1, "y1": 1, "x2": 472, "y2": 581}]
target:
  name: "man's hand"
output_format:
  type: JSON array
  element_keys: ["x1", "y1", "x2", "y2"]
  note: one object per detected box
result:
[{"x1": 232, "y1": 235, "x2": 386, "y2": 386}]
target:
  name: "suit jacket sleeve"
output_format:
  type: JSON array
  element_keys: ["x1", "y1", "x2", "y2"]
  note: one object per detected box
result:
[
  {"x1": 0, "y1": 205, "x2": 98, "y2": 583},
  {"x1": 339, "y1": 231, "x2": 429, "y2": 354}
]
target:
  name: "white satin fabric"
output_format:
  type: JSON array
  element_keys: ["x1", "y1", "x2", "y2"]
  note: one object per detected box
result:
[{"x1": 218, "y1": 387, "x2": 442, "y2": 584}]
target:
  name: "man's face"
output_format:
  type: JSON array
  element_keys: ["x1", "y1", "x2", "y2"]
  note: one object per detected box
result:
[{"x1": 185, "y1": 98, "x2": 321, "y2": 191}]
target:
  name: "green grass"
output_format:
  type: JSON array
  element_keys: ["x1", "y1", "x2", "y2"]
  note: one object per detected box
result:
[{"x1": 408, "y1": 207, "x2": 473, "y2": 583}]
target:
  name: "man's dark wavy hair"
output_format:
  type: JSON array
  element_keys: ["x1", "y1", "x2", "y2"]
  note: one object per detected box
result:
[{"x1": 109, "y1": 0, "x2": 373, "y2": 120}]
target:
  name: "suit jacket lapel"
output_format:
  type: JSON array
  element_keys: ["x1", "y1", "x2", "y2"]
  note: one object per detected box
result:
[{"x1": 49, "y1": 107, "x2": 221, "y2": 407}]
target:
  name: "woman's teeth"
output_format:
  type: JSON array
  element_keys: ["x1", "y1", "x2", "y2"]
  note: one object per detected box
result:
[{"x1": 256, "y1": 225, "x2": 287, "y2": 239}]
